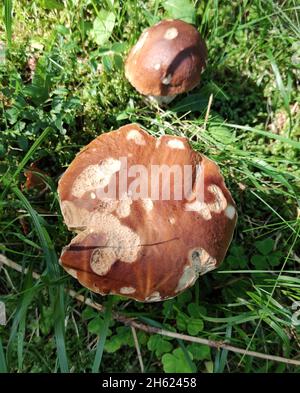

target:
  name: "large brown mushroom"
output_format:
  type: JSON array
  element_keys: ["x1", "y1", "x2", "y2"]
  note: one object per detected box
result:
[
  {"x1": 58, "y1": 124, "x2": 236, "y2": 302},
  {"x1": 125, "y1": 19, "x2": 207, "y2": 104}
]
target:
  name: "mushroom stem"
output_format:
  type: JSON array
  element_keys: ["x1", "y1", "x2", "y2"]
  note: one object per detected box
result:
[{"x1": 147, "y1": 94, "x2": 177, "y2": 105}]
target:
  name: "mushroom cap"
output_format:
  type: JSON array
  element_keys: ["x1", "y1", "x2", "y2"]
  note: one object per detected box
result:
[
  {"x1": 125, "y1": 19, "x2": 207, "y2": 97},
  {"x1": 58, "y1": 124, "x2": 236, "y2": 302}
]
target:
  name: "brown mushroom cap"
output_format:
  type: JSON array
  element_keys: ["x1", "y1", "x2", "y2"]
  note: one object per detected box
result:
[
  {"x1": 58, "y1": 124, "x2": 236, "y2": 302},
  {"x1": 125, "y1": 19, "x2": 207, "y2": 98}
]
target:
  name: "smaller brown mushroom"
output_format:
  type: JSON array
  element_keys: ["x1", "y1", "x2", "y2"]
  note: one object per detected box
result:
[{"x1": 125, "y1": 19, "x2": 207, "y2": 105}]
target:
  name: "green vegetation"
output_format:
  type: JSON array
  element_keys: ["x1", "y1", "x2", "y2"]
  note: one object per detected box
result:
[{"x1": 0, "y1": 0, "x2": 300, "y2": 373}]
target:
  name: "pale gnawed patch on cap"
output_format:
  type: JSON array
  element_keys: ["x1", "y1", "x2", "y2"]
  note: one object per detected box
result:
[
  {"x1": 185, "y1": 184, "x2": 227, "y2": 219},
  {"x1": 60, "y1": 200, "x2": 91, "y2": 231},
  {"x1": 145, "y1": 292, "x2": 161, "y2": 302},
  {"x1": 162, "y1": 74, "x2": 172, "y2": 85},
  {"x1": 72, "y1": 158, "x2": 121, "y2": 198},
  {"x1": 207, "y1": 185, "x2": 227, "y2": 213},
  {"x1": 131, "y1": 30, "x2": 149, "y2": 56},
  {"x1": 225, "y1": 205, "x2": 236, "y2": 219},
  {"x1": 164, "y1": 27, "x2": 178, "y2": 40},
  {"x1": 175, "y1": 265, "x2": 197, "y2": 293},
  {"x1": 126, "y1": 129, "x2": 146, "y2": 145},
  {"x1": 89, "y1": 213, "x2": 140, "y2": 276},
  {"x1": 120, "y1": 287, "x2": 136, "y2": 295},
  {"x1": 188, "y1": 248, "x2": 217, "y2": 276},
  {"x1": 185, "y1": 200, "x2": 212, "y2": 220},
  {"x1": 141, "y1": 198, "x2": 153, "y2": 212},
  {"x1": 116, "y1": 193, "x2": 133, "y2": 218},
  {"x1": 167, "y1": 139, "x2": 185, "y2": 150},
  {"x1": 175, "y1": 247, "x2": 217, "y2": 293}
]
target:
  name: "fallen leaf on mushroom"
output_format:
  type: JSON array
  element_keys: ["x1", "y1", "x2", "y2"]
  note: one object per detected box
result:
[
  {"x1": 58, "y1": 124, "x2": 237, "y2": 302},
  {"x1": 125, "y1": 19, "x2": 207, "y2": 105}
]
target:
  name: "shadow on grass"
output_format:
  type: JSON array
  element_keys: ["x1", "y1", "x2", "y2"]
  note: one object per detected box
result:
[{"x1": 170, "y1": 65, "x2": 268, "y2": 126}]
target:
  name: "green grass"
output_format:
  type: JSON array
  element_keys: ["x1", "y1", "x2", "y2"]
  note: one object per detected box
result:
[{"x1": 0, "y1": 0, "x2": 300, "y2": 373}]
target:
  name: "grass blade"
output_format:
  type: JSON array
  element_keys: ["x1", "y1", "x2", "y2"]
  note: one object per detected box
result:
[
  {"x1": 177, "y1": 339, "x2": 196, "y2": 373},
  {"x1": 6, "y1": 265, "x2": 36, "y2": 369},
  {"x1": 92, "y1": 296, "x2": 113, "y2": 373},
  {"x1": 214, "y1": 324, "x2": 232, "y2": 373},
  {"x1": 9, "y1": 186, "x2": 69, "y2": 372},
  {"x1": 0, "y1": 338, "x2": 8, "y2": 373},
  {"x1": 225, "y1": 123, "x2": 300, "y2": 149},
  {"x1": 4, "y1": 0, "x2": 13, "y2": 49},
  {"x1": 1, "y1": 127, "x2": 53, "y2": 199}
]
